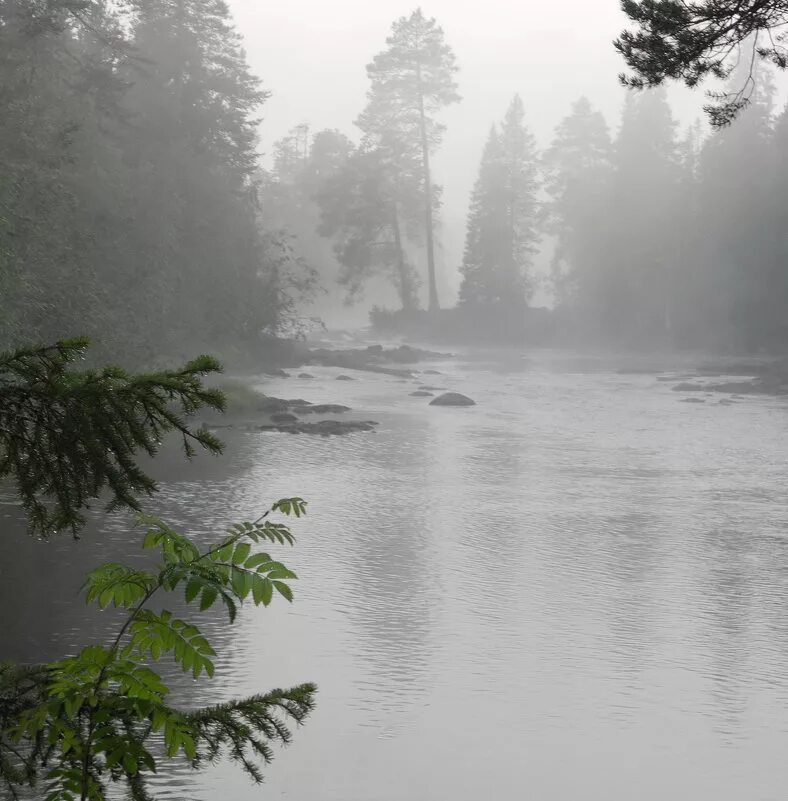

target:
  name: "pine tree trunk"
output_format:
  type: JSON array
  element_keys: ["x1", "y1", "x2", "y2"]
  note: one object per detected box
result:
[
  {"x1": 416, "y1": 66, "x2": 439, "y2": 312},
  {"x1": 391, "y1": 203, "x2": 414, "y2": 311}
]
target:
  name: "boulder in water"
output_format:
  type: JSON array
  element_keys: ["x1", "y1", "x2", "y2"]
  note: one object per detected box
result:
[
  {"x1": 410, "y1": 390, "x2": 433, "y2": 397},
  {"x1": 336, "y1": 374, "x2": 355, "y2": 381},
  {"x1": 429, "y1": 392, "x2": 475, "y2": 407},
  {"x1": 298, "y1": 372, "x2": 314, "y2": 379}
]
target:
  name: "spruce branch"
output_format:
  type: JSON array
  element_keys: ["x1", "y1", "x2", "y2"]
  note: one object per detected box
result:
[{"x1": 0, "y1": 339, "x2": 226, "y2": 537}]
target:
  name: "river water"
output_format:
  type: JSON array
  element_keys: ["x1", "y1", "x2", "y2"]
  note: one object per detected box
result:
[{"x1": 4, "y1": 348, "x2": 788, "y2": 800}]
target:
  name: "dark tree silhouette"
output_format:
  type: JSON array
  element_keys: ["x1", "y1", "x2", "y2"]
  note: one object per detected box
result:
[{"x1": 616, "y1": 0, "x2": 788, "y2": 125}]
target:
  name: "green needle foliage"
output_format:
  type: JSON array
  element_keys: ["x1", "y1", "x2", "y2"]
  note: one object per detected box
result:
[
  {"x1": 1, "y1": 498, "x2": 315, "y2": 801},
  {"x1": 615, "y1": 0, "x2": 788, "y2": 125},
  {"x1": 0, "y1": 338, "x2": 226, "y2": 536}
]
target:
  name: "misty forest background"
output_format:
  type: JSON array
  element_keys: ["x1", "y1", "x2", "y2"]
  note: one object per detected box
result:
[{"x1": 3, "y1": 0, "x2": 788, "y2": 365}]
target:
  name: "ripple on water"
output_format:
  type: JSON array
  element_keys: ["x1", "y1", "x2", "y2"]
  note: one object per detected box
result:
[{"x1": 4, "y1": 350, "x2": 788, "y2": 800}]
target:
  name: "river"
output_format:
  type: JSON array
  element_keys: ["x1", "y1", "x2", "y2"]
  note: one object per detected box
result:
[{"x1": 3, "y1": 347, "x2": 788, "y2": 800}]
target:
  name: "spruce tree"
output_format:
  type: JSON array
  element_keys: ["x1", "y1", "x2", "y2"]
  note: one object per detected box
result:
[
  {"x1": 543, "y1": 97, "x2": 613, "y2": 309},
  {"x1": 0, "y1": 0, "x2": 133, "y2": 350},
  {"x1": 459, "y1": 126, "x2": 506, "y2": 305},
  {"x1": 458, "y1": 95, "x2": 540, "y2": 309},
  {"x1": 0, "y1": 0, "x2": 313, "y2": 364},
  {"x1": 118, "y1": 0, "x2": 275, "y2": 357},
  {"x1": 763, "y1": 100, "x2": 788, "y2": 345},
  {"x1": 357, "y1": 9, "x2": 460, "y2": 311},
  {"x1": 693, "y1": 66, "x2": 775, "y2": 348},
  {"x1": 605, "y1": 88, "x2": 680, "y2": 342},
  {"x1": 669, "y1": 120, "x2": 703, "y2": 344}
]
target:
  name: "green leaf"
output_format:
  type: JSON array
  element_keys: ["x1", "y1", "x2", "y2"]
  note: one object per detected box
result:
[
  {"x1": 273, "y1": 581, "x2": 294, "y2": 602},
  {"x1": 244, "y1": 552, "x2": 273, "y2": 569},
  {"x1": 231, "y1": 568, "x2": 252, "y2": 600},
  {"x1": 127, "y1": 612, "x2": 214, "y2": 677},
  {"x1": 200, "y1": 587, "x2": 218, "y2": 611},
  {"x1": 181, "y1": 732, "x2": 197, "y2": 760},
  {"x1": 232, "y1": 542, "x2": 251, "y2": 564},
  {"x1": 185, "y1": 578, "x2": 201, "y2": 603},
  {"x1": 217, "y1": 542, "x2": 234, "y2": 562},
  {"x1": 122, "y1": 753, "x2": 138, "y2": 775},
  {"x1": 252, "y1": 576, "x2": 273, "y2": 606}
]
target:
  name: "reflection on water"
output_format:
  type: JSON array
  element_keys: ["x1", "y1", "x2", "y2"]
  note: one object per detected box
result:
[{"x1": 4, "y1": 350, "x2": 788, "y2": 800}]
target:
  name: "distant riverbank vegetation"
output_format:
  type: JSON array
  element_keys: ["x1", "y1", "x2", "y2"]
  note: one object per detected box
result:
[{"x1": 5, "y1": 1, "x2": 788, "y2": 360}]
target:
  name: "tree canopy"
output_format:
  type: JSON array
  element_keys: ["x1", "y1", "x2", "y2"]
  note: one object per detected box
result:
[
  {"x1": 459, "y1": 96, "x2": 540, "y2": 308},
  {"x1": 357, "y1": 9, "x2": 460, "y2": 311},
  {"x1": 616, "y1": 0, "x2": 788, "y2": 125},
  {"x1": 0, "y1": 0, "x2": 313, "y2": 364}
]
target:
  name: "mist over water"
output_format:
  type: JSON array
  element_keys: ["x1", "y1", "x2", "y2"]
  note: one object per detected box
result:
[
  {"x1": 7, "y1": 0, "x2": 788, "y2": 795},
  {"x1": 6, "y1": 350, "x2": 788, "y2": 800}
]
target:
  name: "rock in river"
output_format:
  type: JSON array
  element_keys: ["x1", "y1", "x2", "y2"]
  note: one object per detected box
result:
[
  {"x1": 672, "y1": 382, "x2": 705, "y2": 392},
  {"x1": 410, "y1": 390, "x2": 434, "y2": 397},
  {"x1": 270, "y1": 412, "x2": 299, "y2": 423},
  {"x1": 429, "y1": 392, "x2": 476, "y2": 407},
  {"x1": 336, "y1": 374, "x2": 355, "y2": 381},
  {"x1": 298, "y1": 403, "x2": 351, "y2": 415},
  {"x1": 258, "y1": 419, "x2": 378, "y2": 436}
]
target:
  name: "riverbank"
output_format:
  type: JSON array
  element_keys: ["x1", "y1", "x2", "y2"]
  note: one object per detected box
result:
[
  {"x1": 204, "y1": 340, "x2": 479, "y2": 435},
  {"x1": 217, "y1": 336, "x2": 788, "y2": 433},
  {"x1": 613, "y1": 356, "x2": 788, "y2": 400},
  {"x1": 202, "y1": 381, "x2": 378, "y2": 436}
]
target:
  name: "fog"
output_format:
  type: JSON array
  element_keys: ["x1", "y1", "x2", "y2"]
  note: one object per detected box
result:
[
  {"x1": 232, "y1": 0, "x2": 706, "y2": 310},
  {"x1": 7, "y1": 1, "x2": 788, "y2": 800}
]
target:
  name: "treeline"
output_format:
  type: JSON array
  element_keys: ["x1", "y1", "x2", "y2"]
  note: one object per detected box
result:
[
  {"x1": 0, "y1": 0, "x2": 314, "y2": 365},
  {"x1": 5, "y1": 0, "x2": 787, "y2": 356},
  {"x1": 543, "y1": 70, "x2": 788, "y2": 351},
  {"x1": 274, "y1": 43, "x2": 788, "y2": 352}
]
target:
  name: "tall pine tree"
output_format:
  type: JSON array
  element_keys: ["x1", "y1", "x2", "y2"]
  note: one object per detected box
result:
[{"x1": 357, "y1": 9, "x2": 460, "y2": 311}]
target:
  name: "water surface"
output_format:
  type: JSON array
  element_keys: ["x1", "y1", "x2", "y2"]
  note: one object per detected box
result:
[{"x1": 4, "y1": 349, "x2": 788, "y2": 800}]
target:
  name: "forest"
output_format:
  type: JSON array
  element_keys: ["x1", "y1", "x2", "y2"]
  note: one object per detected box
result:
[
  {"x1": 6, "y1": 1, "x2": 788, "y2": 800},
  {"x1": 4, "y1": 0, "x2": 788, "y2": 358},
  {"x1": 276, "y1": 64, "x2": 788, "y2": 352}
]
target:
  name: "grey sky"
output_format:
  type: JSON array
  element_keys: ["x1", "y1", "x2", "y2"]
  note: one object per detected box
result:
[{"x1": 229, "y1": 0, "x2": 705, "y2": 306}]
